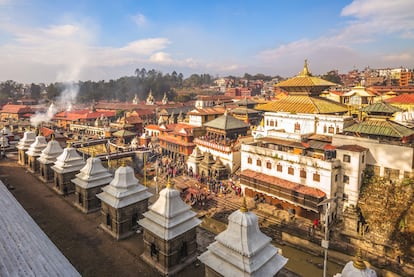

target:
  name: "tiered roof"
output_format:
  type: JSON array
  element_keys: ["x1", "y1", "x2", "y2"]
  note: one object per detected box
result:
[
  {"x1": 256, "y1": 95, "x2": 348, "y2": 114},
  {"x1": 199, "y1": 199, "x2": 287, "y2": 276},
  {"x1": 203, "y1": 111, "x2": 249, "y2": 130},
  {"x1": 51, "y1": 146, "x2": 85, "y2": 174},
  {"x1": 138, "y1": 179, "x2": 201, "y2": 240},
  {"x1": 37, "y1": 139, "x2": 64, "y2": 164},
  {"x1": 96, "y1": 163, "x2": 152, "y2": 208},
  {"x1": 72, "y1": 156, "x2": 113, "y2": 189},
  {"x1": 344, "y1": 117, "x2": 414, "y2": 138},
  {"x1": 16, "y1": 131, "x2": 36, "y2": 150},
  {"x1": 26, "y1": 136, "x2": 48, "y2": 157},
  {"x1": 275, "y1": 60, "x2": 337, "y2": 94}
]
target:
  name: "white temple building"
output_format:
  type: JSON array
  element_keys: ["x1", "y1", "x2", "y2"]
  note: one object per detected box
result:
[
  {"x1": 51, "y1": 145, "x2": 85, "y2": 195},
  {"x1": 26, "y1": 135, "x2": 47, "y2": 173},
  {"x1": 199, "y1": 199, "x2": 287, "y2": 277},
  {"x1": 97, "y1": 162, "x2": 153, "y2": 240},
  {"x1": 16, "y1": 130, "x2": 36, "y2": 165},
  {"x1": 37, "y1": 137, "x2": 64, "y2": 183},
  {"x1": 72, "y1": 155, "x2": 113, "y2": 213},
  {"x1": 139, "y1": 178, "x2": 201, "y2": 276},
  {"x1": 333, "y1": 249, "x2": 377, "y2": 277}
]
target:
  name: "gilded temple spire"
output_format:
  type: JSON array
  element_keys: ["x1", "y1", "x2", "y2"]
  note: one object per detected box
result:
[{"x1": 300, "y1": 59, "x2": 311, "y2": 76}]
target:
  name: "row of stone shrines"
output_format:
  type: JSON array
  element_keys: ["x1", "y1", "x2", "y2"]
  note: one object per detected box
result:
[{"x1": 16, "y1": 130, "x2": 288, "y2": 276}]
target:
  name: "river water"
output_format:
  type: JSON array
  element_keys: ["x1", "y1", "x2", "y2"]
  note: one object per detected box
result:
[{"x1": 275, "y1": 242, "x2": 343, "y2": 277}]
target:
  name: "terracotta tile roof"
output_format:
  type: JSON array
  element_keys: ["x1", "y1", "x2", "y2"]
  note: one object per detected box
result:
[
  {"x1": 256, "y1": 95, "x2": 348, "y2": 114},
  {"x1": 54, "y1": 110, "x2": 115, "y2": 121},
  {"x1": 344, "y1": 117, "x2": 414, "y2": 138},
  {"x1": 241, "y1": 169, "x2": 326, "y2": 198},
  {"x1": 187, "y1": 107, "x2": 225, "y2": 116},
  {"x1": 126, "y1": 116, "x2": 143, "y2": 124},
  {"x1": 40, "y1": 127, "x2": 54, "y2": 137},
  {"x1": 0, "y1": 104, "x2": 32, "y2": 114},
  {"x1": 336, "y1": 145, "x2": 367, "y2": 152},
  {"x1": 385, "y1": 93, "x2": 414, "y2": 105},
  {"x1": 145, "y1": 124, "x2": 161, "y2": 130}
]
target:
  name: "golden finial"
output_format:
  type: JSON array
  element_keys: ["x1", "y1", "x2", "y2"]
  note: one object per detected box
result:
[
  {"x1": 51, "y1": 133, "x2": 55, "y2": 140},
  {"x1": 353, "y1": 248, "x2": 367, "y2": 270},
  {"x1": 240, "y1": 197, "x2": 248, "y2": 213},
  {"x1": 121, "y1": 159, "x2": 127, "y2": 167},
  {"x1": 166, "y1": 176, "x2": 172, "y2": 188},
  {"x1": 67, "y1": 141, "x2": 72, "y2": 148},
  {"x1": 35, "y1": 127, "x2": 40, "y2": 136},
  {"x1": 301, "y1": 59, "x2": 310, "y2": 76}
]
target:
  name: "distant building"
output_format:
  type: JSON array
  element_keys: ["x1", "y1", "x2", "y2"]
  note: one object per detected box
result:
[{"x1": 0, "y1": 104, "x2": 33, "y2": 120}]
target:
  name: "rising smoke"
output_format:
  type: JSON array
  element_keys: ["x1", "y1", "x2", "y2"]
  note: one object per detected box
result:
[{"x1": 30, "y1": 24, "x2": 89, "y2": 128}]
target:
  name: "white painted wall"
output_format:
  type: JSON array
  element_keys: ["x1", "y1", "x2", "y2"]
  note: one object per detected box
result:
[{"x1": 332, "y1": 135, "x2": 414, "y2": 178}]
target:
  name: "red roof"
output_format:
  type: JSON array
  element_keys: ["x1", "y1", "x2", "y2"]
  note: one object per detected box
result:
[
  {"x1": 54, "y1": 109, "x2": 115, "y2": 121},
  {"x1": 241, "y1": 169, "x2": 326, "y2": 198},
  {"x1": 385, "y1": 93, "x2": 414, "y2": 104},
  {"x1": 40, "y1": 127, "x2": 54, "y2": 137},
  {"x1": 336, "y1": 144, "x2": 367, "y2": 152},
  {"x1": 0, "y1": 104, "x2": 32, "y2": 114}
]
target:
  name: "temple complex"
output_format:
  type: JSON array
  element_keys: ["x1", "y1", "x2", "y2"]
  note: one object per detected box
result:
[
  {"x1": 199, "y1": 199, "x2": 288, "y2": 277},
  {"x1": 16, "y1": 130, "x2": 36, "y2": 166},
  {"x1": 191, "y1": 111, "x2": 251, "y2": 177},
  {"x1": 26, "y1": 134, "x2": 47, "y2": 174},
  {"x1": 96, "y1": 162, "x2": 153, "y2": 240},
  {"x1": 72, "y1": 155, "x2": 113, "y2": 213},
  {"x1": 51, "y1": 144, "x2": 85, "y2": 195},
  {"x1": 139, "y1": 178, "x2": 201, "y2": 276},
  {"x1": 37, "y1": 137, "x2": 64, "y2": 183}
]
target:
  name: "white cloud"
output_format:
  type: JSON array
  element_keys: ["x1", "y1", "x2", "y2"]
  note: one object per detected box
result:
[
  {"x1": 131, "y1": 13, "x2": 147, "y2": 27},
  {"x1": 257, "y1": 0, "x2": 414, "y2": 76},
  {"x1": 149, "y1": 52, "x2": 173, "y2": 64}
]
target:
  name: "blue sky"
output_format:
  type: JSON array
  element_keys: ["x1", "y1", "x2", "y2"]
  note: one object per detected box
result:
[{"x1": 0, "y1": 0, "x2": 413, "y2": 83}]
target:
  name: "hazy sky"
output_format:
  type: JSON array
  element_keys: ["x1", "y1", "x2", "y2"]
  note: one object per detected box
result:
[{"x1": 0, "y1": 0, "x2": 413, "y2": 83}]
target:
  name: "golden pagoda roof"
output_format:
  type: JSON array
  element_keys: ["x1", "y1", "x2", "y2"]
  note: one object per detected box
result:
[
  {"x1": 275, "y1": 60, "x2": 338, "y2": 90},
  {"x1": 256, "y1": 95, "x2": 348, "y2": 114}
]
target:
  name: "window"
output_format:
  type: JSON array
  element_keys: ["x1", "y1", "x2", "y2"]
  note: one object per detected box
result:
[
  {"x1": 361, "y1": 154, "x2": 365, "y2": 164},
  {"x1": 343, "y1": 154, "x2": 351, "y2": 163},
  {"x1": 336, "y1": 127, "x2": 340, "y2": 134},
  {"x1": 277, "y1": 164, "x2": 282, "y2": 172},
  {"x1": 328, "y1": 126, "x2": 334, "y2": 134},
  {"x1": 323, "y1": 125, "x2": 327, "y2": 133},
  {"x1": 335, "y1": 174, "x2": 338, "y2": 182},
  {"x1": 300, "y1": 169, "x2": 307, "y2": 178},
  {"x1": 343, "y1": 175, "x2": 349, "y2": 184},
  {"x1": 294, "y1": 122, "x2": 301, "y2": 132},
  {"x1": 266, "y1": 120, "x2": 269, "y2": 126},
  {"x1": 270, "y1": 121, "x2": 274, "y2": 127},
  {"x1": 313, "y1": 173, "x2": 320, "y2": 182},
  {"x1": 266, "y1": 162, "x2": 272, "y2": 169},
  {"x1": 247, "y1": 157, "x2": 252, "y2": 164},
  {"x1": 288, "y1": 167, "x2": 294, "y2": 175},
  {"x1": 256, "y1": 159, "x2": 262, "y2": 166}
]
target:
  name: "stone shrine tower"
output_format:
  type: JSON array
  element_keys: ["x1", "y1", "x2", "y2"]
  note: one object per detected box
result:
[
  {"x1": 96, "y1": 162, "x2": 153, "y2": 240},
  {"x1": 199, "y1": 199, "x2": 288, "y2": 277},
  {"x1": 16, "y1": 130, "x2": 36, "y2": 166},
  {"x1": 72, "y1": 155, "x2": 113, "y2": 213},
  {"x1": 186, "y1": 147, "x2": 203, "y2": 177},
  {"x1": 37, "y1": 137, "x2": 63, "y2": 183},
  {"x1": 26, "y1": 135, "x2": 47, "y2": 174},
  {"x1": 51, "y1": 144, "x2": 85, "y2": 195},
  {"x1": 139, "y1": 178, "x2": 201, "y2": 276}
]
